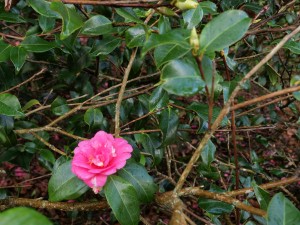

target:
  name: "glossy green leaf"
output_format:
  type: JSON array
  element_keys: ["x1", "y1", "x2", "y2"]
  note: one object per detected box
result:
[
  {"x1": 10, "y1": 46, "x2": 27, "y2": 71},
  {"x1": 28, "y1": 0, "x2": 59, "y2": 18},
  {"x1": 149, "y1": 86, "x2": 169, "y2": 112},
  {"x1": 104, "y1": 175, "x2": 140, "y2": 225},
  {"x1": 90, "y1": 37, "x2": 121, "y2": 56},
  {"x1": 266, "y1": 64, "x2": 280, "y2": 86},
  {"x1": 81, "y1": 15, "x2": 112, "y2": 35},
  {"x1": 118, "y1": 161, "x2": 157, "y2": 203},
  {"x1": 188, "y1": 102, "x2": 229, "y2": 127},
  {"x1": 267, "y1": 193, "x2": 300, "y2": 225},
  {"x1": 0, "y1": 12, "x2": 26, "y2": 23},
  {"x1": 142, "y1": 29, "x2": 190, "y2": 56},
  {"x1": 50, "y1": 2, "x2": 84, "y2": 40},
  {"x1": 51, "y1": 97, "x2": 70, "y2": 116},
  {"x1": 198, "y1": 198, "x2": 234, "y2": 215},
  {"x1": 0, "y1": 94, "x2": 24, "y2": 117},
  {"x1": 159, "y1": 108, "x2": 179, "y2": 145},
  {"x1": 154, "y1": 43, "x2": 191, "y2": 68},
  {"x1": 160, "y1": 59, "x2": 205, "y2": 96},
  {"x1": 199, "y1": 1, "x2": 217, "y2": 15},
  {"x1": 21, "y1": 35, "x2": 56, "y2": 53},
  {"x1": 283, "y1": 40, "x2": 300, "y2": 54},
  {"x1": 252, "y1": 181, "x2": 270, "y2": 211},
  {"x1": 0, "y1": 40, "x2": 12, "y2": 62},
  {"x1": 0, "y1": 207, "x2": 52, "y2": 225},
  {"x1": 199, "y1": 10, "x2": 251, "y2": 54},
  {"x1": 183, "y1": 5, "x2": 203, "y2": 29},
  {"x1": 84, "y1": 108, "x2": 103, "y2": 127},
  {"x1": 48, "y1": 160, "x2": 89, "y2": 202},
  {"x1": 115, "y1": 8, "x2": 143, "y2": 24},
  {"x1": 201, "y1": 139, "x2": 216, "y2": 166},
  {"x1": 134, "y1": 133, "x2": 163, "y2": 165},
  {"x1": 222, "y1": 80, "x2": 238, "y2": 103},
  {"x1": 125, "y1": 25, "x2": 146, "y2": 48},
  {"x1": 39, "y1": 15, "x2": 56, "y2": 33},
  {"x1": 40, "y1": 149, "x2": 56, "y2": 165},
  {"x1": 0, "y1": 115, "x2": 14, "y2": 130},
  {"x1": 22, "y1": 99, "x2": 41, "y2": 111}
]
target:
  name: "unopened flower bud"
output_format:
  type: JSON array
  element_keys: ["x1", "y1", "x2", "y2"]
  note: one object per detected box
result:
[
  {"x1": 190, "y1": 27, "x2": 199, "y2": 55},
  {"x1": 175, "y1": 0, "x2": 198, "y2": 11},
  {"x1": 157, "y1": 7, "x2": 178, "y2": 17}
]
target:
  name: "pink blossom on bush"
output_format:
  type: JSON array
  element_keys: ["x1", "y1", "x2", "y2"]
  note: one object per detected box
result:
[{"x1": 71, "y1": 131, "x2": 133, "y2": 193}]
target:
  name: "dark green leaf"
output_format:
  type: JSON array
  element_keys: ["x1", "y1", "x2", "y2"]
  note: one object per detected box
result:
[
  {"x1": 0, "y1": 207, "x2": 52, "y2": 225},
  {"x1": 252, "y1": 181, "x2": 270, "y2": 211},
  {"x1": 188, "y1": 102, "x2": 229, "y2": 127},
  {"x1": 134, "y1": 133, "x2": 163, "y2": 165},
  {"x1": 201, "y1": 140, "x2": 216, "y2": 166},
  {"x1": 10, "y1": 46, "x2": 27, "y2": 71},
  {"x1": 222, "y1": 80, "x2": 238, "y2": 103},
  {"x1": 0, "y1": 115, "x2": 14, "y2": 130},
  {"x1": 0, "y1": 94, "x2": 24, "y2": 117},
  {"x1": 125, "y1": 25, "x2": 146, "y2": 48},
  {"x1": 84, "y1": 108, "x2": 103, "y2": 127},
  {"x1": 183, "y1": 5, "x2": 203, "y2": 29},
  {"x1": 28, "y1": 0, "x2": 59, "y2": 18},
  {"x1": 267, "y1": 193, "x2": 300, "y2": 225},
  {"x1": 90, "y1": 37, "x2": 121, "y2": 56},
  {"x1": 265, "y1": 64, "x2": 280, "y2": 86},
  {"x1": 0, "y1": 40, "x2": 12, "y2": 62},
  {"x1": 104, "y1": 175, "x2": 140, "y2": 225},
  {"x1": 39, "y1": 15, "x2": 56, "y2": 33},
  {"x1": 142, "y1": 29, "x2": 190, "y2": 56},
  {"x1": 199, "y1": 1, "x2": 217, "y2": 15},
  {"x1": 154, "y1": 43, "x2": 191, "y2": 68},
  {"x1": 118, "y1": 161, "x2": 157, "y2": 203},
  {"x1": 160, "y1": 59, "x2": 205, "y2": 96},
  {"x1": 283, "y1": 40, "x2": 300, "y2": 54},
  {"x1": 48, "y1": 160, "x2": 89, "y2": 201},
  {"x1": 51, "y1": 97, "x2": 70, "y2": 116},
  {"x1": 198, "y1": 198, "x2": 234, "y2": 215},
  {"x1": 81, "y1": 15, "x2": 112, "y2": 35},
  {"x1": 21, "y1": 35, "x2": 56, "y2": 53},
  {"x1": 149, "y1": 86, "x2": 169, "y2": 112},
  {"x1": 199, "y1": 10, "x2": 251, "y2": 55},
  {"x1": 50, "y1": 2, "x2": 84, "y2": 40},
  {"x1": 115, "y1": 8, "x2": 143, "y2": 24},
  {"x1": 0, "y1": 12, "x2": 26, "y2": 23},
  {"x1": 159, "y1": 108, "x2": 179, "y2": 145},
  {"x1": 22, "y1": 99, "x2": 41, "y2": 112}
]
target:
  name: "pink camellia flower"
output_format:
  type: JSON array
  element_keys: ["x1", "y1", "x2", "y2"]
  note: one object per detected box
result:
[{"x1": 71, "y1": 131, "x2": 133, "y2": 194}]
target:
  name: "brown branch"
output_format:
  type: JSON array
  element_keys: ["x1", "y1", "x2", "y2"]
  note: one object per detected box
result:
[
  {"x1": 247, "y1": 25, "x2": 298, "y2": 35},
  {"x1": 231, "y1": 85, "x2": 300, "y2": 111},
  {"x1": 236, "y1": 94, "x2": 292, "y2": 117},
  {"x1": 30, "y1": 132, "x2": 66, "y2": 156},
  {"x1": 115, "y1": 48, "x2": 138, "y2": 137},
  {"x1": 226, "y1": 176, "x2": 300, "y2": 197},
  {"x1": 0, "y1": 68, "x2": 46, "y2": 94},
  {"x1": 61, "y1": 0, "x2": 167, "y2": 8},
  {"x1": 0, "y1": 197, "x2": 108, "y2": 211}
]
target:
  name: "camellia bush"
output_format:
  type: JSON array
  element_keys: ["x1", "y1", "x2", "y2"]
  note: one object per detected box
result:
[{"x1": 0, "y1": 0, "x2": 300, "y2": 224}]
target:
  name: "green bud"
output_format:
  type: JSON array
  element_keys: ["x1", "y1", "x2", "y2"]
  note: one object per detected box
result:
[
  {"x1": 190, "y1": 27, "x2": 199, "y2": 55},
  {"x1": 157, "y1": 7, "x2": 178, "y2": 17},
  {"x1": 175, "y1": 0, "x2": 198, "y2": 11}
]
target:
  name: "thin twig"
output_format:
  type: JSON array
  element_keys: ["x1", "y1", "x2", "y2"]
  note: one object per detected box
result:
[
  {"x1": 0, "y1": 68, "x2": 46, "y2": 94},
  {"x1": 115, "y1": 48, "x2": 138, "y2": 137},
  {"x1": 30, "y1": 132, "x2": 66, "y2": 156}
]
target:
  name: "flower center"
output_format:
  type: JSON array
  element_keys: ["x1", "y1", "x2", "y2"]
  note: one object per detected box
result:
[{"x1": 90, "y1": 155, "x2": 104, "y2": 167}]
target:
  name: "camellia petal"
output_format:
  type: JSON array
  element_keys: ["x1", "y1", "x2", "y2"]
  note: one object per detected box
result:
[{"x1": 71, "y1": 130, "x2": 133, "y2": 193}]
